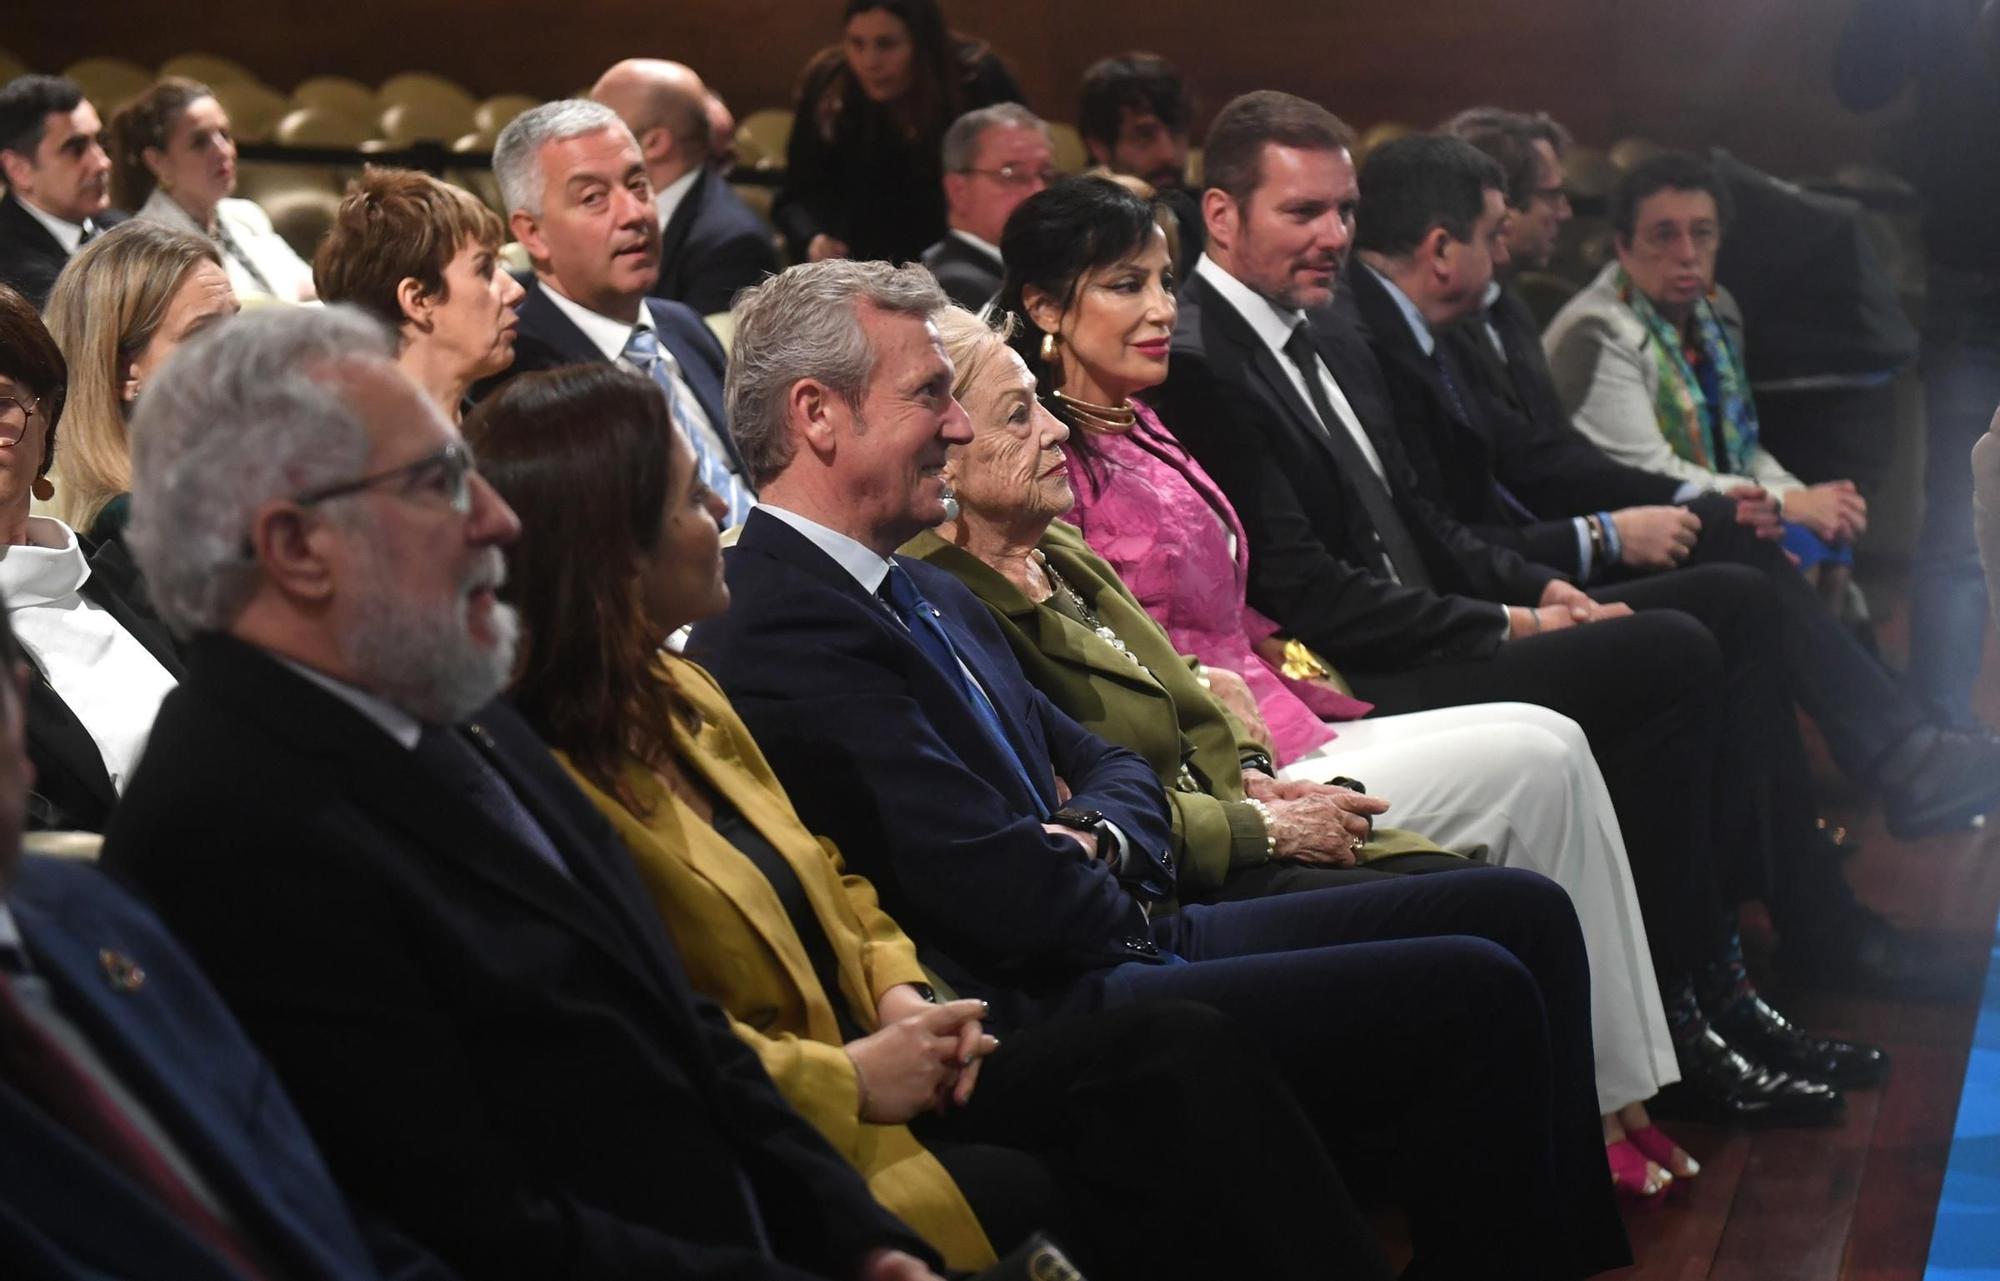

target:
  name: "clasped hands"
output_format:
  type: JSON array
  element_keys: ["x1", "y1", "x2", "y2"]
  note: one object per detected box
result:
[
  {"x1": 1242, "y1": 769, "x2": 1389, "y2": 867},
  {"x1": 843, "y1": 984, "x2": 998, "y2": 1126},
  {"x1": 1507, "y1": 579, "x2": 1634, "y2": 639}
]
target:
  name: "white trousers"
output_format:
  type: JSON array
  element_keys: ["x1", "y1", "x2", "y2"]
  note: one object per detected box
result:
[{"x1": 1282, "y1": 701, "x2": 1679, "y2": 1115}]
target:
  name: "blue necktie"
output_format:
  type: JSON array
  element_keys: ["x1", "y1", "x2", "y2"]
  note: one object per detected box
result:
[
  {"x1": 415, "y1": 725, "x2": 573, "y2": 881},
  {"x1": 1435, "y1": 346, "x2": 1539, "y2": 523},
  {"x1": 622, "y1": 328, "x2": 755, "y2": 529},
  {"x1": 879, "y1": 564, "x2": 1049, "y2": 815}
]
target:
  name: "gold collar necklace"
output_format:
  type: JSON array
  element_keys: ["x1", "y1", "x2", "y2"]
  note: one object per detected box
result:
[{"x1": 1051, "y1": 389, "x2": 1138, "y2": 435}]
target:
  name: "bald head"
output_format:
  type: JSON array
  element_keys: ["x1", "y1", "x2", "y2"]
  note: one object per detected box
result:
[{"x1": 590, "y1": 59, "x2": 710, "y2": 188}]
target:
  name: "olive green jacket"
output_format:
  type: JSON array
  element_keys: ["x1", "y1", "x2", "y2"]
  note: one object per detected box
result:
[{"x1": 904, "y1": 521, "x2": 1449, "y2": 897}]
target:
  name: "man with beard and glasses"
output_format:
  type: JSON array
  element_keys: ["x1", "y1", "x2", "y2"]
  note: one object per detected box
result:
[{"x1": 98, "y1": 306, "x2": 953, "y2": 1281}]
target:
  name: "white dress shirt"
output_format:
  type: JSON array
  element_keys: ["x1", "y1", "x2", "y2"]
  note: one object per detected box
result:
[
  {"x1": 0, "y1": 519, "x2": 176, "y2": 793},
  {"x1": 653, "y1": 166, "x2": 703, "y2": 231},
  {"x1": 946, "y1": 228, "x2": 1003, "y2": 267}
]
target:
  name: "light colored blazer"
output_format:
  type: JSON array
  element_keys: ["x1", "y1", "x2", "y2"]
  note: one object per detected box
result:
[
  {"x1": 560, "y1": 654, "x2": 994, "y2": 1270},
  {"x1": 138, "y1": 189, "x2": 317, "y2": 303},
  {"x1": 1542, "y1": 262, "x2": 1804, "y2": 497}
]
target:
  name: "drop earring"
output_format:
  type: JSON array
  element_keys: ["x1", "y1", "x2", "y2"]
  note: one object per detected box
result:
[
  {"x1": 31, "y1": 476, "x2": 53, "y2": 502},
  {"x1": 939, "y1": 482, "x2": 961, "y2": 523},
  {"x1": 1039, "y1": 331, "x2": 1060, "y2": 364}
]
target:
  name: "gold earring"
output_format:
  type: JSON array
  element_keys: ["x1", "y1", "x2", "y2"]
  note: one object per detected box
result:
[
  {"x1": 31, "y1": 476, "x2": 53, "y2": 502},
  {"x1": 1040, "y1": 331, "x2": 1060, "y2": 364}
]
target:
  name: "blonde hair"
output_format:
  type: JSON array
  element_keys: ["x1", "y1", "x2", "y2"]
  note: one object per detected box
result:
[
  {"x1": 931, "y1": 303, "x2": 1016, "y2": 403},
  {"x1": 43, "y1": 220, "x2": 222, "y2": 532}
]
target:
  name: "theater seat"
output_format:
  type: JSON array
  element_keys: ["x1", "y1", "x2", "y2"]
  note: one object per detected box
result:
[
  {"x1": 1358, "y1": 121, "x2": 1415, "y2": 162},
  {"x1": 62, "y1": 57, "x2": 153, "y2": 114},
  {"x1": 291, "y1": 75, "x2": 378, "y2": 125},
  {"x1": 160, "y1": 52, "x2": 256, "y2": 85},
  {"x1": 213, "y1": 79, "x2": 289, "y2": 143},
  {"x1": 261, "y1": 186, "x2": 343, "y2": 262},
  {"x1": 377, "y1": 72, "x2": 478, "y2": 118},
  {"x1": 705, "y1": 310, "x2": 735, "y2": 353},
  {"x1": 0, "y1": 47, "x2": 30, "y2": 87},
  {"x1": 1047, "y1": 122, "x2": 1087, "y2": 174},
  {"x1": 1609, "y1": 136, "x2": 1664, "y2": 173},
  {"x1": 736, "y1": 109, "x2": 793, "y2": 171},
  {"x1": 380, "y1": 97, "x2": 476, "y2": 146},
  {"x1": 475, "y1": 94, "x2": 541, "y2": 136},
  {"x1": 23, "y1": 831, "x2": 102, "y2": 862},
  {"x1": 1563, "y1": 145, "x2": 1617, "y2": 199},
  {"x1": 1185, "y1": 146, "x2": 1203, "y2": 187}
]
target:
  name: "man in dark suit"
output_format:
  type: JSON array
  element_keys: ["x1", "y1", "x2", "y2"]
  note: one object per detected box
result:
[
  {"x1": 591, "y1": 58, "x2": 777, "y2": 316},
  {"x1": 100, "y1": 305, "x2": 948, "y2": 1281},
  {"x1": 1375, "y1": 119, "x2": 2000, "y2": 841},
  {"x1": 0, "y1": 601, "x2": 452, "y2": 1280},
  {"x1": 920, "y1": 105, "x2": 1056, "y2": 310},
  {"x1": 479, "y1": 98, "x2": 756, "y2": 527},
  {"x1": 689, "y1": 257, "x2": 1629, "y2": 1280},
  {"x1": 1152, "y1": 93, "x2": 1891, "y2": 1111},
  {"x1": 0, "y1": 76, "x2": 122, "y2": 311}
]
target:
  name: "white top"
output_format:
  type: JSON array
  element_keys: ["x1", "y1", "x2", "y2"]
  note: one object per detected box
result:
[
  {"x1": 1192, "y1": 254, "x2": 1390, "y2": 483},
  {"x1": 541, "y1": 284, "x2": 742, "y2": 485},
  {"x1": 653, "y1": 166, "x2": 703, "y2": 230},
  {"x1": 0, "y1": 518, "x2": 176, "y2": 793},
  {"x1": 16, "y1": 197, "x2": 95, "y2": 255},
  {"x1": 137, "y1": 189, "x2": 316, "y2": 304}
]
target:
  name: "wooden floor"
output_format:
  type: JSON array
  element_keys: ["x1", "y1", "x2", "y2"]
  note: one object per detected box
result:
[{"x1": 1616, "y1": 570, "x2": 2000, "y2": 1281}]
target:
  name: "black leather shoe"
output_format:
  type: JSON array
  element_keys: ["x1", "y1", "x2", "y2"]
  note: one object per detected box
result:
[
  {"x1": 1709, "y1": 995, "x2": 1888, "y2": 1088},
  {"x1": 1779, "y1": 908, "x2": 1925, "y2": 996},
  {"x1": 1878, "y1": 725, "x2": 2000, "y2": 839},
  {"x1": 1652, "y1": 1028, "x2": 1845, "y2": 1126}
]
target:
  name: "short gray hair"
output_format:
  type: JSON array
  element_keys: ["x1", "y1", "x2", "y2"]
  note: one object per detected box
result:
[
  {"x1": 727, "y1": 260, "x2": 948, "y2": 488},
  {"x1": 941, "y1": 103, "x2": 1050, "y2": 173},
  {"x1": 127, "y1": 306, "x2": 391, "y2": 637},
  {"x1": 493, "y1": 98, "x2": 630, "y2": 218}
]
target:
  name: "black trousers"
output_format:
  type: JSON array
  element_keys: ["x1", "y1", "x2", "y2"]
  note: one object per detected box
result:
[
  {"x1": 1094, "y1": 866, "x2": 1629, "y2": 1281},
  {"x1": 918, "y1": 1000, "x2": 1393, "y2": 1281}
]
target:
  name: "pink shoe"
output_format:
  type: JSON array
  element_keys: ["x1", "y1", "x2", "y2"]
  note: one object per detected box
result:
[
  {"x1": 1627, "y1": 1124, "x2": 1700, "y2": 1179},
  {"x1": 1607, "y1": 1139, "x2": 1672, "y2": 1199}
]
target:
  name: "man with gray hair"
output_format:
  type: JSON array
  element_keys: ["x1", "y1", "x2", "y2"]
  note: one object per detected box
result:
[
  {"x1": 480, "y1": 97, "x2": 755, "y2": 527},
  {"x1": 920, "y1": 104, "x2": 1055, "y2": 309},
  {"x1": 100, "y1": 305, "x2": 949, "y2": 1281},
  {"x1": 691, "y1": 259, "x2": 1630, "y2": 1281},
  {"x1": 590, "y1": 59, "x2": 777, "y2": 314}
]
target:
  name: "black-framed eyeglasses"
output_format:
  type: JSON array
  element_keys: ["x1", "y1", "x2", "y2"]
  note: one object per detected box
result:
[
  {"x1": 962, "y1": 164, "x2": 1059, "y2": 188},
  {"x1": 293, "y1": 440, "x2": 475, "y2": 515},
  {"x1": 0, "y1": 395, "x2": 41, "y2": 448}
]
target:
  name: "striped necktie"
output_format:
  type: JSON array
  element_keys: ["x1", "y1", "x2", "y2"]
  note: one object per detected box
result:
[{"x1": 621, "y1": 327, "x2": 755, "y2": 528}]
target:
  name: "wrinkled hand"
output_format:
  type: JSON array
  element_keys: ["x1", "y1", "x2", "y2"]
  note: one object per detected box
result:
[
  {"x1": 1202, "y1": 665, "x2": 1276, "y2": 754},
  {"x1": 855, "y1": 1249, "x2": 949, "y2": 1281},
  {"x1": 1611, "y1": 505, "x2": 1701, "y2": 569},
  {"x1": 1783, "y1": 481, "x2": 1868, "y2": 543},
  {"x1": 807, "y1": 233, "x2": 851, "y2": 262},
  {"x1": 1263, "y1": 789, "x2": 1383, "y2": 864},
  {"x1": 844, "y1": 999, "x2": 996, "y2": 1124},
  {"x1": 1724, "y1": 484, "x2": 1785, "y2": 540}
]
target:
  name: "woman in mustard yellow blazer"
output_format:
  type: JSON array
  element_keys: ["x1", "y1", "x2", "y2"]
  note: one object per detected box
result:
[{"x1": 466, "y1": 363, "x2": 1403, "y2": 1281}]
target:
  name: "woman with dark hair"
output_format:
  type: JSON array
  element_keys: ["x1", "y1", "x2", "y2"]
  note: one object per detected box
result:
[
  {"x1": 0, "y1": 283, "x2": 182, "y2": 832},
  {"x1": 774, "y1": 0, "x2": 1023, "y2": 265},
  {"x1": 109, "y1": 77, "x2": 317, "y2": 303},
  {"x1": 467, "y1": 362, "x2": 1401, "y2": 1281}
]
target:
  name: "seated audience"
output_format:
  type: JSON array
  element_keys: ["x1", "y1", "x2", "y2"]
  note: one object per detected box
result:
[
  {"x1": 920, "y1": 104, "x2": 1055, "y2": 309},
  {"x1": 1077, "y1": 53, "x2": 1202, "y2": 260},
  {"x1": 469, "y1": 361, "x2": 1399, "y2": 1281},
  {"x1": 1396, "y1": 115, "x2": 2000, "y2": 838},
  {"x1": 313, "y1": 167, "x2": 524, "y2": 422},
  {"x1": 1542, "y1": 152, "x2": 1866, "y2": 589},
  {"x1": 0, "y1": 595, "x2": 454, "y2": 1280},
  {"x1": 484, "y1": 100, "x2": 755, "y2": 526},
  {"x1": 775, "y1": 0, "x2": 1024, "y2": 264},
  {"x1": 690, "y1": 257, "x2": 1630, "y2": 1278},
  {"x1": 0, "y1": 75, "x2": 121, "y2": 311},
  {"x1": 591, "y1": 59, "x2": 779, "y2": 315},
  {"x1": 109, "y1": 78, "x2": 316, "y2": 304},
  {"x1": 912, "y1": 301, "x2": 1703, "y2": 1193},
  {"x1": 0, "y1": 284, "x2": 181, "y2": 833},
  {"x1": 42, "y1": 220, "x2": 238, "y2": 550},
  {"x1": 101, "y1": 305, "x2": 952, "y2": 1281}
]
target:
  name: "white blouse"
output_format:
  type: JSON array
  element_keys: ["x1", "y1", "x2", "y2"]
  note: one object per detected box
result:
[
  {"x1": 0, "y1": 518, "x2": 177, "y2": 792},
  {"x1": 138, "y1": 189, "x2": 317, "y2": 304}
]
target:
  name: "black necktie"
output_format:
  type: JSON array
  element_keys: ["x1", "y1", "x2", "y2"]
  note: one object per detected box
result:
[
  {"x1": 1435, "y1": 343, "x2": 1538, "y2": 523},
  {"x1": 414, "y1": 725, "x2": 573, "y2": 880},
  {"x1": 1281, "y1": 324, "x2": 1433, "y2": 588},
  {"x1": 75, "y1": 223, "x2": 97, "y2": 248}
]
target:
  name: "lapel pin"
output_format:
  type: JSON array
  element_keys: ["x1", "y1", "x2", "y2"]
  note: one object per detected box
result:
[{"x1": 99, "y1": 949, "x2": 146, "y2": 993}]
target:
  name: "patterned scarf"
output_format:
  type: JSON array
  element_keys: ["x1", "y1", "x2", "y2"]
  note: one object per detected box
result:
[{"x1": 1616, "y1": 266, "x2": 1758, "y2": 474}]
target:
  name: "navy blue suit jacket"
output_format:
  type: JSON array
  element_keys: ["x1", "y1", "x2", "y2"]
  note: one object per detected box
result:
[
  {"x1": 688, "y1": 510, "x2": 1173, "y2": 1026},
  {"x1": 0, "y1": 856, "x2": 451, "y2": 1281},
  {"x1": 651, "y1": 167, "x2": 778, "y2": 316}
]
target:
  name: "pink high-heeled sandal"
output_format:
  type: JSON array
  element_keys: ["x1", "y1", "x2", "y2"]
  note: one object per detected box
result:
[
  {"x1": 1607, "y1": 1139, "x2": 1672, "y2": 1199},
  {"x1": 1627, "y1": 1124, "x2": 1700, "y2": 1180}
]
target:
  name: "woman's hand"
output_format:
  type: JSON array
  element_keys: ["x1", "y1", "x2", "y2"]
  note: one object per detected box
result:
[
  {"x1": 1781, "y1": 482, "x2": 1868, "y2": 543},
  {"x1": 1202, "y1": 664, "x2": 1275, "y2": 754},
  {"x1": 1257, "y1": 788, "x2": 1390, "y2": 865},
  {"x1": 1723, "y1": 484, "x2": 1784, "y2": 539},
  {"x1": 807, "y1": 233, "x2": 851, "y2": 262},
  {"x1": 844, "y1": 999, "x2": 996, "y2": 1123}
]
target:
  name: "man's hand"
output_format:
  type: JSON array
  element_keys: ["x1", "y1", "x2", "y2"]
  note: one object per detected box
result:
[
  {"x1": 1724, "y1": 484, "x2": 1785, "y2": 540},
  {"x1": 807, "y1": 233, "x2": 851, "y2": 262},
  {"x1": 844, "y1": 999, "x2": 995, "y2": 1124},
  {"x1": 1203, "y1": 665, "x2": 1275, "y2": 753},
  {"x1": 1782, "y1": 481, "x2": 1868, "y2": 543},
  {"x1": 856, "y1": 1249, "x2": 948, "y2": 1281},
  {"x1": 1611, "y1": 505, "x2": 1701, "y2": 569}
]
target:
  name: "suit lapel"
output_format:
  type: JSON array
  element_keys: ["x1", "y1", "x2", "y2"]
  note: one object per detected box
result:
[
  {"x1": 0, "y1": 193, "x2": 67, "y2": 266},
  {"x1": 1198, "y1": 277, "x2": 1358, "y2": 484},
  {"x1": 658, "y1": 170, "x2": 704, "y2": 280},
  {"x1": 25, "y1": 670, "x2": 117, "y2": 821},
  {"x1": 517, "y1": 281, "x2": 606, "y2": 366}
]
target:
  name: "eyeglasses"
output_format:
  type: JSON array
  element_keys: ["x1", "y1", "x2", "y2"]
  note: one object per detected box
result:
[
  {"x1": 293, "y1": 440, "x2": 476, "y2": 515},
  {"x1": 0, "y1": 396, "x2": 41, "y2": 448},
  {"x1": 1637, "y1": 222, "x2": 1721, "y2": 253},
  {"x1": 962, "y1": 164, "x2": 1059, "y2": 188}
]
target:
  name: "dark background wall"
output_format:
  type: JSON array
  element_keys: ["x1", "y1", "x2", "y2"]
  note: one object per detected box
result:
[{"x1": 6, "y1": 1, "x2": 1909, "y2": 174}]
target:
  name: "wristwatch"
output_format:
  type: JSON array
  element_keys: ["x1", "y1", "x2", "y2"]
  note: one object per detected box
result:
[{"x1": 1049, "y1": 806, "x2": 1110, "y2": 860}]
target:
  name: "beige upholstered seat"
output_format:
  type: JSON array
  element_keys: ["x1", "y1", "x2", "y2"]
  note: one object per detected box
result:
[
  {"x1": 262, "y1": 186, "x2": 344, "y2": 262},
  {"x1": 380, "y1": 98, "x2": 477, "y2": 146},
  {"x1": 62, "y1": 57, "x2": 153, "y2": 113},
  {"x1": 212, "y1": 79, "x2": 289, "y2": 143},
  {"x1": 159, "y1": 53, "x2": 257, "y2": 85},
  {"x1": 1608, "y1": 136, "x2": 1665, "y2": 173},
  {"x1": 735, "y1": 109, "x2": 793, "y2": 171},
  {"x1": 377, "y1": 72, "x2": 478, "y2": 117},
  {"x1": 291, "y1": 75, "x2": 378, "y2": 126},
  {"x1": 1046, "y1": 122, "x2": 1088, "y2": 174},
  {"x1": 474, "y1": 94, "x2": 541, "y2": 136}
]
